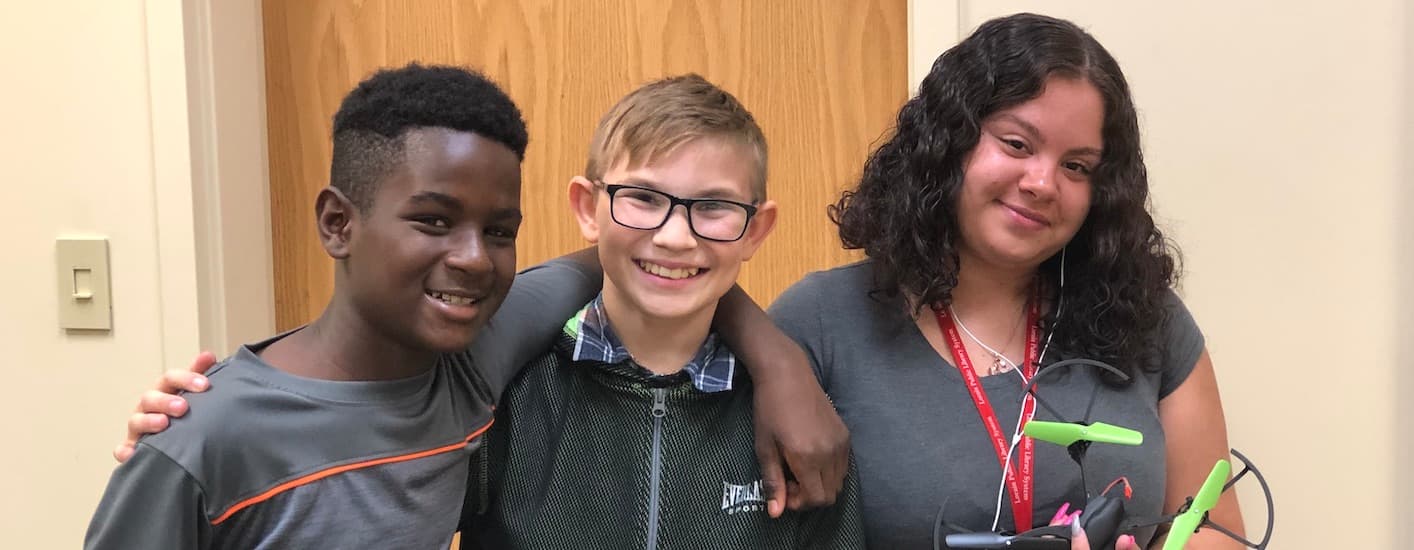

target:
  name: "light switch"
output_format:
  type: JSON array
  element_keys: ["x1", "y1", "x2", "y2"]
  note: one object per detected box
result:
[{"x1": 56, "y1": 238, "x2": 112, "y2": 330}]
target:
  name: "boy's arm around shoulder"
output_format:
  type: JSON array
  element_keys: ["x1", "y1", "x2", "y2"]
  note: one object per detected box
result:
[
  {"x1": 715, "y1": 285, "x2": 848, "y2": 517},
  {"x1": 470, "y1": 249, "x2": 602, "y2": 399},
  {"x1": 793, "y1": 457, "x2": 866, "y2": 549},
  {"x1": 86, "y1": 444, "x2": 211, "y2": 549}
]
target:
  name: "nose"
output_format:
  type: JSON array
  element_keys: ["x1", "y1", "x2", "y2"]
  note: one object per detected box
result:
[
  {"x1": 445, "y1": 232, "x2": 495, "y2": 276},
  {"x1": 1017, "y1": 161, "x2": 1059, "y2": 200},
  {"x1": 652, "y1": 205, "x2": 699, "y2": 251}
]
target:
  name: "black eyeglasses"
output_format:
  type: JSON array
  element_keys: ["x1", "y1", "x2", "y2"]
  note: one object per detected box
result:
[{"x1": 600, "y1": 183, "x2": 759, "y2": 243}]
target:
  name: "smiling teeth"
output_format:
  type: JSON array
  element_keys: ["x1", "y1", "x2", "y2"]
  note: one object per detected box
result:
[
  {"x1": 429, "y1": 291, "x2": 476, "y2": 306},
  {"x1": 637, "y1": 261, "x2": 700, "y2": 280}
]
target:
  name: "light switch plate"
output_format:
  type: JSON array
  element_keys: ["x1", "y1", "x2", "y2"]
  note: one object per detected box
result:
[{"x1": 56, "y1": 238, "x2": 112, "y2": 330}]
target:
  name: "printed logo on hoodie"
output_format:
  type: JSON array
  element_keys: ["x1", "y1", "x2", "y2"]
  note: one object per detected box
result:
[{"x1": 721, "y1": 480, "x2": 767, "y2": 515}]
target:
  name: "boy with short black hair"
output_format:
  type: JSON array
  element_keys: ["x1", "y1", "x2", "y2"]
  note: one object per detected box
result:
[
  {"x1": 468, "y1": 74, "x2": 864, "y2": 549},
  {"x1": 84, "y1": 63, "x2": 593, "y2": 549}
]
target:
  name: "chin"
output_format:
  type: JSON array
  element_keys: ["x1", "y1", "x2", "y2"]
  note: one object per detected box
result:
[
  {"x1": 977, "y1": 244, "x2": 1048, "y2": 268},
  {"x1": 635, "y1": 297, "x2": 710, "y2": 322},
  {"x1": 418, "y1": 325, "x2": 481, "y2": 354}
]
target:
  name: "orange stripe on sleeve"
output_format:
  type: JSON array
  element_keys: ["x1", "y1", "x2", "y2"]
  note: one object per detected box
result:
[{"x1": 211, "y1": 421, "x2": 494, "y2": 525}]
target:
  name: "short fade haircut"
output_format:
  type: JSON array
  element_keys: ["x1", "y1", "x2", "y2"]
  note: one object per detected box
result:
[
  {"x1": 329, "y1": 63, "x2": 528, "y2": 211},
  {"x1": 585, "y1": 74, "x2": 767, "y2": 200}
]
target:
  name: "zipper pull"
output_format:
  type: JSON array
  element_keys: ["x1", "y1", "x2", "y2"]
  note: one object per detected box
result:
[{"x1": 651, "y1": 388, "x2": 667, "y2": 418}]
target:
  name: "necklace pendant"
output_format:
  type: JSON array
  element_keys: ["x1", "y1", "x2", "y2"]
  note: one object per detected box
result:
[{"x1": 989, "y1": 354, "x2": 1010, "y2": 376}]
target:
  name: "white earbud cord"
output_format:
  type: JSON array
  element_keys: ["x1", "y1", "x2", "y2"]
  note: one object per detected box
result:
[{"x1": 988, "y1": 247, "x2": 1065, "y2": 532}]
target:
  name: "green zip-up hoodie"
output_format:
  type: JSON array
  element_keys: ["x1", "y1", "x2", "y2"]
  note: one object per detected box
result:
[{"x1": 464, "y1": 332, "x2": 865, "y2": 550}]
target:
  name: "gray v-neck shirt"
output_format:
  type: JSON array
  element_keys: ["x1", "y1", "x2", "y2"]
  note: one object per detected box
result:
[{"x1": 767, "y1": 261, "x2": 1203, "y2": 549}]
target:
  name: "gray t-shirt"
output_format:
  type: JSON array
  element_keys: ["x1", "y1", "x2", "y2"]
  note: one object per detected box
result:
[
  {"x1": 84, "y1": 259, "x2": 595, "y2": 549},
  {"x1": 767, "y1": 261, "x2": 1204, "y2": 549}
]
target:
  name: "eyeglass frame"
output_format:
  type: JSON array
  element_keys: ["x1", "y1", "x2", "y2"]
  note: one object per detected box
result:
[{"x1": 597, "y1": 182, "x2": 760, "y2": 243}]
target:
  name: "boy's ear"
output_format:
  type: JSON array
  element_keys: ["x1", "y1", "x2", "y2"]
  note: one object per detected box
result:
[
  {"x1": 568, "y1": 176, "x2": 601, "y2": 243},
  {"x1": 737, "y1": 199, "x2": 778, "y2": 261},
  {"x1": 315, "y1": 187, "x2": 358, "y2": 259}
]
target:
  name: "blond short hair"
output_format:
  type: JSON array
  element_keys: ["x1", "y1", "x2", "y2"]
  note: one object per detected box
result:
[{"x1": 585, "y1": 74, "x2": 767, "y2": 200}]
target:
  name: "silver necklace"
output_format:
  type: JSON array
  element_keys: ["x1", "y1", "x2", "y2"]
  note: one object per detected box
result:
[{"x1": 949, "y1": 304, "x2": 1025, "y2": 376}]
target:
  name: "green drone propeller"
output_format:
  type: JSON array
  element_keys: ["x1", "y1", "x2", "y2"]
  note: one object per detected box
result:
[
  {"x1": 1023, "y1": 420, "x2": 1144, "y2": 447},
  {"x1": 1163, "y1": 458, "x2": 1231, "y2": 550}
]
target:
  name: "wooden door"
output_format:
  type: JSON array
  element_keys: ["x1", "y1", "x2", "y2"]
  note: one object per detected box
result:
[{"x1": 264, "y1": 0, "x2": 908, "y2": 330}]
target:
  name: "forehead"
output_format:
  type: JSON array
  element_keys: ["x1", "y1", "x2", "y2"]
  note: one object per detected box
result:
[
  {"x1": 376, "y1": 127, "x2": 522, "y2": 206},
  {"x1": 605, "y1": 138, "x2": 759, "y2": 201},
  {"x1": 988, "y1": 77, "x2": 1104, "y2": 152}
]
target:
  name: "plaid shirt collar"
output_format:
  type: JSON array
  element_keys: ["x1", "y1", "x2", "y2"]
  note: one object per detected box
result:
[{"x1": 563, "y1": 295, "x2": 737, "y2": 393}]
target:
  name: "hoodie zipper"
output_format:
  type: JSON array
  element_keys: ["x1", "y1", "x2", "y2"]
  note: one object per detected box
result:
[{"x1": 645, "y1": 387, "x2": 667, "y2": 550}]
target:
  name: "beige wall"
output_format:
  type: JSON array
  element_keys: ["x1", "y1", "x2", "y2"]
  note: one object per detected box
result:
[
  {"x1": 0, "y1": 0, "x2": 202, "y2": 546},
  {"x1": 915, "y1": 1, "x2": 1409, "y2": 548}
]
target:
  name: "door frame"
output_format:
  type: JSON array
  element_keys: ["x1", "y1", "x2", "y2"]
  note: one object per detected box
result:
[
  {"x1": 156, "y1": 0, "x2": 274, "y2": 355},
  {"x1": 909, "y1": 0, "x2": 961, "y2": 91}
]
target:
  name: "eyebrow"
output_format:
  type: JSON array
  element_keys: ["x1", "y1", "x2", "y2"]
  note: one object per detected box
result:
[
  {"x1": 617, "y1": 177, "x2": 750, "y2": 201},
  {"x1": 994, "y1": 114, "x2": 1104, "y2": 158},
  {"x1": 407, "y1": 191, "x2": 462, "y2": 212},
  {"x1": 491, "y1": 208, "x2": 524, "y2": 222},
  {"x1": 409, "y1": 191, "x2": 522, "y2": 220}
]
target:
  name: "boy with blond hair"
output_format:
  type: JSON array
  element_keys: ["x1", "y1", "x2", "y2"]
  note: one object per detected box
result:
[{"x1": 465, "y1": 74, "x2": 863, "y2": 549}]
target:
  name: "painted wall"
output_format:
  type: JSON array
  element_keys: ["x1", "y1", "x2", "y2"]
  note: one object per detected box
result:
[{"x1": 0, "y1": 0, "x2": 202, "y2": 547}]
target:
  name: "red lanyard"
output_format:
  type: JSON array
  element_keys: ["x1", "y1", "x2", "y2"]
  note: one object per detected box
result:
[{"x1": 933, "y1": 291, "x2": 1041, "y2": 533}]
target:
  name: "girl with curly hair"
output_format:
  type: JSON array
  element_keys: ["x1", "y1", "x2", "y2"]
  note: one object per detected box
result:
[{"x1": 769, "y1": 13, "x2": 1244, "y2": 550}]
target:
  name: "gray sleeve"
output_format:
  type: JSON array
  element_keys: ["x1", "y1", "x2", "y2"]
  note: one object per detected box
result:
[
  {"x1": 1158, "y1": 289, "x2": 1206, "y2": 399},
  {"x1": 85, "y1": 444, "x2": 210, "y2": 550},
  {"x1": 766, "y1": 274, "x2": 830, "y2": 389},
  {"x1": 470, "y1": 258, "x2": 598, "y2": 398}
]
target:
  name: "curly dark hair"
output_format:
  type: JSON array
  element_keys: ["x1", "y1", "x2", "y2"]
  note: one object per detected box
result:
[
  {"x1": 329, "y1": 63, "x2": 528, "y2": 211},
  {"x1": 829, "y1": 13, "x2": 1179, "y2": 384}
]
